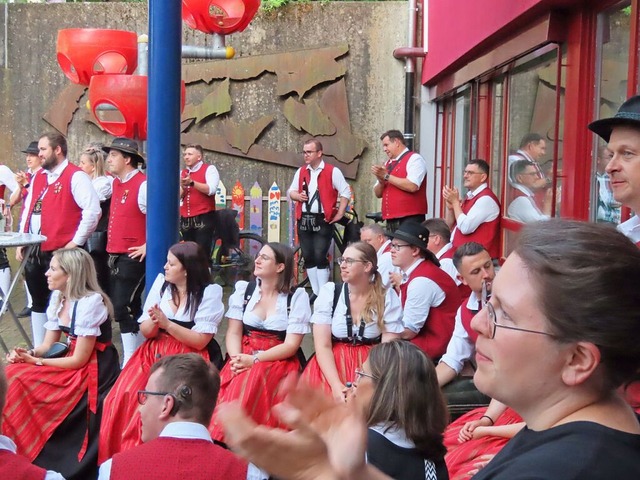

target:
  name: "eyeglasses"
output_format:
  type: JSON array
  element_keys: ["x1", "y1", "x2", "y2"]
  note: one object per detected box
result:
[
  {"x1": 354, "y1": 368, "x2": 378, "y2": 382},
  {"x1": 389, "y1": 242, "x2": 412, "y2": 251},
  {"x1": 302, "y1": 150, "x2": 318, "y2": 156},
  {"x1": 255, "y1": 253, "x2": 274, "y2": 262},
  {"x1": 463, "y1": 170, "x2": 483, "y2": 176},
  {"x1": 137, "y1": 390, "x2": 173, "y2": 405},
  {"x1": 484, "y1": 302, "x2": 556, "y2": 339},
  {"x1": 337, "y1": 257, "x2": 367, "y2": 266}
]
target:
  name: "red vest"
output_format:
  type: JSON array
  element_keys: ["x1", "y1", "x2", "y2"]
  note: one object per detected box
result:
[
  {"x1": 110, "y1": 437, "x2": 248, "y2": 480},
  {"x1": 453, "y1": 187, "x2": 501, "y2": 258},
  {"x1": 381, "y1": 151, "x2": 428, "y2": 220},
  {"x1": 107, "y1": 172, "x2": 146, "y2": 254},
  {"x1": 180, "y1": 164, "x2": 216, "y2": 218},
  {"x1": 381, "y1": 242, "x2": 393, "y2": 254},
  {"x1": 0, "y1": 450, "x2": 47, "y2": 480},
  {"x1": 460, "y1": 297, "x2": 481, "y2": 344},
  {"x1": 26, "y1": 164, "x2": 83, "y2": 251},
  {"x1": 400, "y1": 260, "x2": 461, "y2": 360},
  {"x1": 295, "y1": 163, "x2": 338, "y2": 222}
]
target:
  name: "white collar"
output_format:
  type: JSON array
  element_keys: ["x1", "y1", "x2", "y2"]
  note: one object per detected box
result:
[
  {"x1": 45, "y1": 158, "x2": 69, "y2": 179},
  {"x1": 436, "y1": 243, "x2": 453, "y2": 259},
  {"x1": 402, "y1": 258, "x2": 424, "y2": 278},
  {"x1": 393, "y1": 148, "x2": 410, "y2": 161},
  {"x1": 306, "y1": 160, "x2": 325, "y2": 172},
  {"x1": 159, "y1": 422, "x2": 213, "y2": 442},
  {"x1": 187, "y1": 161, "x2": 204, "y2": 173},
  {"x1": 117, "y1": 169, "x2": 140, "y2": 183},
  {"x1": 467, "y1": 183, "x2": 488, "y2": 199},
  {"x1": 0, "y1": 434, "x2": 17, "y2": 453},
  {"x1": 377, "y1": 239, "x2": 391, "y2": 256},
  {"x1": 465, "y1": 290, "x2": 482, "y2": 310},
  {"x1": 513, "y1": 183, "x2": 534, "y2": 197}
]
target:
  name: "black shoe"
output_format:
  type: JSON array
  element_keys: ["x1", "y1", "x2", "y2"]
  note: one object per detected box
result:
[
  {"x1": 17, "y1": 307, "x2": 32, "y2": 318},
  {"x1": 309, "y1": 293, "x2": 317, "y2": 305}
]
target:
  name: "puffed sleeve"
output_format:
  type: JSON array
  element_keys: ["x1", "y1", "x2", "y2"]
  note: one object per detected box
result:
[
  {"x1": 382, "y1": 288, "x2": 404, "y2": 334},
  {"x1": 73, "y1": 293, "x2": 109, "y2": 337},
  {"x1": 226, "y1": 280, "x2": 249, "y2": 321},
  {"x1": 311, "y1": 282, "x2": 336, "y2": 325},
  {"x1": 44, "y1": 290, "x2": 62, "y2": 331},
  {"x1": 286, "y1": 288, "x2": 312, "y2": 335},
  {"x1": 138, "y1": 273, "x2": 165, "y2": 324},
  {"x1": 191, "y1": 284, "x2": 224, "y2": 334}
]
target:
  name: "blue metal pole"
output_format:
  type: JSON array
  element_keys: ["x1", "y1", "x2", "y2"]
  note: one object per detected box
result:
[{"x1": 146, "y1": 1, "x2": 182, "y2": 291}]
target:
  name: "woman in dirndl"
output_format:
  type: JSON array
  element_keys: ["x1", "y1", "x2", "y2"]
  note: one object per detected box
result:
[
  {"x1": 98, "y1": 241, "x2": 224, "y2": 462},
  {"x1": 209, "y1": 242, "x2": 311, "y2": 443},
  {"x1": 301, "y1": 241, "x2": 403, "y2": 402},
  {"x1": 3, "y1": 247, "x2": 119, "y2": 480}
]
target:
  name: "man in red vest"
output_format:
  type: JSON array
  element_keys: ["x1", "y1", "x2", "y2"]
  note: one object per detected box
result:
[
  {"x1": 288, "y1": 139, "x2": 350, "y2": 299},
  {"x1": 389, "y1": 221, "x2": 460, "y2": 361},
  {"x1": 589, "y1": 95, "x2": 640, "y2": 245},
  {"x1": 0, "y1": 363, "x2": 65, "y2": 480},
  {"x1": 359, "y1": 223, "x2": 397, "y2": 288},
  {"x1": 103, "y1": 138, "x2": 147, "y2": 365},
  {"x1": 179, "y1": 144, "x2": 219, "y2": 256},
  {"x1": 443, "y1": 159, "x2": 501, "y2": 259},
  {"x1": 98, "y1": 354, "x2": 257, "y2": 480},
  {"x1": 436, "y1": 242, "x2": 494, "y2": 388},
  {"x1": 507, "y1": 160, "x2": 552, "y2": 223},
  {"x1": 19, "y1": 132, "x2": 101, "y2": 347},
  {"x1": 372, "y1": 130, "x2": 427, "y2": 232}
]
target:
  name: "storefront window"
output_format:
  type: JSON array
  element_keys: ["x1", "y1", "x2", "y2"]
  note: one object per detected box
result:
[
  {"x1": 490, "y1": 78, "x2": 505, "y2": 202},
  {"x1": 591, "y1": 1, "x2": 630, "y2": 224}
]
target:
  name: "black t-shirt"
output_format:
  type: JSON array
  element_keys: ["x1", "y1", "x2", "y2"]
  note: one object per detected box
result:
[{"x1": 472, "y1": 421, "x2": 640, "y2": 479}]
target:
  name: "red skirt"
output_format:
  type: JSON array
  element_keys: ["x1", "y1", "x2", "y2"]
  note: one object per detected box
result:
[
  {"x1": 98, "y1": 332, "x2": 210, "y2": 464},
  {"x1": 300, "y1": 342, "x2": 373, "y2": 393},
  {"x1": 444, "y1": 407, "x2": 523, "y2": 480},
  {"x1": 209, "y1": 331, "x2": 301, "y2": 443}
]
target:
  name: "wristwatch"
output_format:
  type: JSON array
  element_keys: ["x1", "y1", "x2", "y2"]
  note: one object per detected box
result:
[
  {"x1": 189, "y1": 181, "x2": 195, "y2": 187},
  {"x1": 252, "y1": 354, "x2": 260, "y2": 364},
  {"x1": 383, "y1": 173, "x2": 390, "y2": 182},
  {"x1": 35, "y1": 358, "x2": 44, "y2": 366}
]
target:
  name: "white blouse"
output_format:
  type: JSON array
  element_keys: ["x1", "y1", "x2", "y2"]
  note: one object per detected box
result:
[
  {"x1": 312, "y1": 282, "x2": 404, "y2": 338},
  {"x1": 137, "y1": 273, "x2": 224, "y2": 335},
  {"x1": 92, "y1": 175, "x2": 113, "y2": 202},
  {"x1": 226, "y1": 280, "x2": 311, "y2": 335},
  {"x1": 44, "y1": 291, "x2": 109, "y2": 337}
]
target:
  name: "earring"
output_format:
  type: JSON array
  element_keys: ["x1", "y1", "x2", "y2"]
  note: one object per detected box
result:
[{"x1": 370, "y1": 273, "x2": 376, "y2": 284}]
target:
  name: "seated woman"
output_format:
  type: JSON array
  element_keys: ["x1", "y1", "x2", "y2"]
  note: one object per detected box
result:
[
  {"x1": 209, "y1": 242, "x2": 311, "y2": 442},
  {"x1": 350, "y1": 340, "x2": 449, "y2": 479},
  {"x1": 301, "y1": 241, "x2": 403, "y2": 402},
  {"x1": 3, "y1": 248, "x2": 119, "y2": 480},
  {"x1": 99, "y1": 241, "x2": 224, "y2": 462}
]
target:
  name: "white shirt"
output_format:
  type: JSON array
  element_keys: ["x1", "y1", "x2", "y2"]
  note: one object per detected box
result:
[
  {"x1": 227, "y1": 281, "x2": 311, "y2": 335},
  {"x1": 0, "y1": 165, "x2": 18, "y2": 193},
  {"x1": 507, "y1": 184, "x2": 549, "y2": 223},
  {"x1": 376, "y1": 240, "x2": 398, "y2": 288},
  {"x1": 451, "y1": 184, "x2": 500, "y2": 238},
  {"x1": 439, "y1": 291, "x2": 481, "y2": 375},
  {"x1": 116, "y1": 169, "x2": 147, "y2": 214},
  {"x1": 138, "y1": 274, "x2": 224, "y2": 334},
  {"x1": 435, "y1": 243, "x2": 460, "y2": 285},
  {"x1": 0, "y1": 435, "x2": 66, "y2": 480},
  {"x1": 618, "y1": 215, "x2": 640, "y2": 244},
  {"x1": 97, "y1": 422, "x2": 267, "y2": 480},
  {"x1": 400, "y1": 259, "x2": 446, "y2": 334},
  {"x1": 185, "y1": 161, "x2": 219, "y2": 196},
  {"x1": 20, "y1": 160, "x2": 102, "y2": 245},
  {"x1": 92, "y1": 175, "x2": 113, "y2": 202},
  {"x1": 44, "y1": 291, "x2": 108, "y2": 336},
  {"x1": 287, "y1": 160, "x2": 351, "y2": 214},
  {"x1": 312, "y1": 282, "x2": 404, "y2": 338}
]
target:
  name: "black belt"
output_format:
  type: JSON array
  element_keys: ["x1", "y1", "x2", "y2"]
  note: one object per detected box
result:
[{"x1": 332, "y1": 334, "x2": 381, "y2": 346}]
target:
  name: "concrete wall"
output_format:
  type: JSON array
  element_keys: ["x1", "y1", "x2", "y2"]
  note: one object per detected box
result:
[{"x1": 0, "y1": 2, "x2": 409, "y2": 223}]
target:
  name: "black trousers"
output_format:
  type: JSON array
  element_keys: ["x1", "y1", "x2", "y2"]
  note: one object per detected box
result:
[
  {"x1": 24, "y1": 249, "x2": 54, "y2": 313},
  {"x1": 180, "y1": 211, "x2": 217, "y2": 256},
  {"x1": 298, "y1": 218, "x2": 333, "y2": 269},
  {"x1": 386, "y1": 214, "x2": 426, "y2": 233},
  {"x1": 108, "y1": 254, "x2": 145, "y2": 334}
]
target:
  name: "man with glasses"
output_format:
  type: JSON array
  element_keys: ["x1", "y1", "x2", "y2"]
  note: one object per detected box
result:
[
  {"x1": 98, "y1": 353, "x2": 264, "y2": 479},
  {"x1": 507, "y1": 159, "x2": 552, "y2": 223},
  {"x1": 371, "y1": 130, "x2": 428, "y2": 232},
  {"x1": 388, "y1": 221, "x2": 460, "y2": 361},
  {"x1": 443, "y1": 159, "x2": 501, "y2": 260},
  {"x1": 288, "y1": 139, "x2": 350, "y2": 300}
]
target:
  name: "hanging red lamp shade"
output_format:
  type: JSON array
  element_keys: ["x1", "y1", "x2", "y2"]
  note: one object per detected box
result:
[
  {"x1": 89, "y1": 75, "x2": 186, "y2": 141},
  {"x1": 182, "y1": 0, "x2": 260, "y2": 35},
  {"x1": 57, "y1": 29, "x2": 138, "y2": 86}
]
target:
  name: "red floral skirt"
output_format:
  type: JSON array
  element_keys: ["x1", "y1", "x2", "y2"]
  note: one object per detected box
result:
[
  {"x1": 300, "y1": 342, "x2": 373, "y2": 393},
  {"x1": 209, "y1": 331, "x2": 301, "y2": 443}
]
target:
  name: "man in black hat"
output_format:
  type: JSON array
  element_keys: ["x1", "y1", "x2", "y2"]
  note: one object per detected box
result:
[
  {"x1": 589, "y1": 95, "x2": 640, "y2": 245},
  {"x1": 389, "y1": 221, "x2": 461, "y2": 362},
  {"x1": 103, "y1": 137, "x2": 147, "y2": 365},
  {"x1": 19, "y1": 132, "x2": 101, "y2": 347}
]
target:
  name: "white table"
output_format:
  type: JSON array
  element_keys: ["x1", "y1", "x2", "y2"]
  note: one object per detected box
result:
[{"x1": 0, "y1": 232, "x2": 46, "y2": 353}]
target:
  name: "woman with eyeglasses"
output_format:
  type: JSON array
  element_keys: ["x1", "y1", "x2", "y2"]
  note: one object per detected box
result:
[
  {"x1": 301, "y1": 241, "x2": 403, "y2": 402},
  {"x1": 79, "y1": 144, "x2": 113, "y2": 293},
  {"x1": 99, "y1": 241, "x2": 224, "y2": 462},
  {"x1": 3, "y1": 248, "x2": 119, "y2": 479},
  {"x1": 209, "y1": 242, "x2": 311, "y2": 443}
]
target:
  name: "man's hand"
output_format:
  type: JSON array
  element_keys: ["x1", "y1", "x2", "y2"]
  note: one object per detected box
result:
[
  {"x1": 442, "y1": 185, "x2": 461, "y2": 207},
  {"x1": 128, "y1": 244, "x2": 146, "y2": 261},
  {"x1": 371, "y1": 165, "x2": 387, "y2": 182},
  {"x1": 328, "y1": 211, "x2": 344, "y2": 225},
  {"x1": 180, "y1": 174, "x2": 193, "y2": 187},
  {"x1": 16, "y1": 247, "x2": 23, "y2": 262}
]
